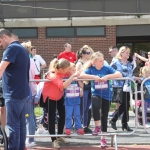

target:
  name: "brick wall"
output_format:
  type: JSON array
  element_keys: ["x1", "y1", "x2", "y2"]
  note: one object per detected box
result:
[{"x1": 0, "y1": 26, "x2": 116, "y2": 68}]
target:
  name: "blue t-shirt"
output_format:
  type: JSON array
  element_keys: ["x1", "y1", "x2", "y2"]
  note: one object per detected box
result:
[
  {"x1": 144, "y1": 79, "x2": 150, "y2": 102},
  {"x1": 64, "y1": 81, "x2": 80, "y2": 105},
  {"x1": 2, "y1": 41, "x2": 30, "y2": 99},
  {"x1": 85, "y1": 65, "x2": 116, "y2": 101}
]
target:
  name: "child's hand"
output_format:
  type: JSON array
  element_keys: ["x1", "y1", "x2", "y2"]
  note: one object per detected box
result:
[
  {"x1": 74, "y1": 70, "x2": 82, "y2": 77},
  {"x1": 100, "y1": 76, "x2": 108, "y2": 82},
  {"x1": 94, "y1": 76, "x2": 101, "y2": 82}
]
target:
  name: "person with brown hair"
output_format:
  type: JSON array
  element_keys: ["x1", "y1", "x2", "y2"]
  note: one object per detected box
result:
[{"x1": 30, "y1": 46, "x2": 46, "y2": 83}]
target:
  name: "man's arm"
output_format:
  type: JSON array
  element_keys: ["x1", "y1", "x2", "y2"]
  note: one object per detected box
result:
[
  {"x1": 0, "y1": 61, "x2": 10, "y2": 78},
  {"x1": 40, "y1": 64, "x2": 46, "y2": 69}
]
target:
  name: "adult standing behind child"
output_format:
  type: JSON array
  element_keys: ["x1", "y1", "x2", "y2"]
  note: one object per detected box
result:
[
  {"x1": 58, "y1": 43, "x2": 76, "y2": 63},
  {"x1": 79, "y1": 51, "x2": 122, "y2": 148},
  {"x1": 21, "y1": 41, "x2": 37, "y2": 148},
  {"x1": 76, "y1": 45, "x2": 94, "y2": 134},
  {"x1": 109, "y1": 46, "x2": 133, "y2": 132},
  {"x1": 41, "y1": 58, "x2": 81, "y2": 149},
  {"x1": 135, "y1": 51, "x2": 150, "y2": 66},
  {"x1": 30, "y1": 46, "x2": 46, "y2": 82},
  {"x1": 65, "y1": 63, "x2": 84, "y2": 135}
]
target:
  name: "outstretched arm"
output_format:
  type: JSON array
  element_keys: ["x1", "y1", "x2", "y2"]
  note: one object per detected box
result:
[{"x1": 135, "y1": 53, "x2": 148, "y2": 62}]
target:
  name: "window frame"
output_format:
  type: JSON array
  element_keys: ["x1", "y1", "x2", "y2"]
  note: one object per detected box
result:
[
  {"x1": 10, "y1": 27, "x2": 38, "y2": 39},
  {"x1": 46, "y1": 26, "x2": 105, "y2": 38}
]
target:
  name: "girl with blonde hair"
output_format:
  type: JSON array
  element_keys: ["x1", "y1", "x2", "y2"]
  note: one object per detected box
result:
[{"x1": 79, "y1": 51, "x2": 122, "y2": 148}]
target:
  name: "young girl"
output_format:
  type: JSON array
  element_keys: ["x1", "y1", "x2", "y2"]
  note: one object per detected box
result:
[
  {"x1": 79, "y1": 51, "x2": 122, "y2": 148},
  {"x1": 140, "y1": 66, "x2": 150, "y2": 128},
  {"x1": 42, "y1": 58, "x2": 80, "y2": 149},
  {"x1": 65, "y1": 63, "x2": 84, "y2": 135}
]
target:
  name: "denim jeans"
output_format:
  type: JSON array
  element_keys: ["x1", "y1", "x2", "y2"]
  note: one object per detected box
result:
[
  {"x1": 65, "y1": 105, "x2": 82, "y2": 130},
  {"x1": 80, "y1": 89, "x2": 91, "y2": 126},
  {"x1": 5, "y1": 97, "x2": 28, "y2": 150},
  {"x1": 26, "y1": 96, "x2": 36, "y2": 143}
]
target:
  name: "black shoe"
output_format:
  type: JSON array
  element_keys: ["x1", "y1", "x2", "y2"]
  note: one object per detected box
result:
[
  {"x1": 109, "y1": 120, "x2": 117, "y2": 130},
  {"x1": 83, "y1": 127, "x2": 92, "y2": 134},
  {"x1": 122, "y1": 123, "x2": 133, "y2": 131}
]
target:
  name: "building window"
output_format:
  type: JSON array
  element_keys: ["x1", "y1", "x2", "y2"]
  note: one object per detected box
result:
[
  {"x1": 47, "y1": 27, "x2": 75, "y2": 37},
  {"x1": 76, "y1": 27, "x2": 105, "y2": 36},
  {"x1": 11, "y1": 28, "x2": 37, "y2": 38}
]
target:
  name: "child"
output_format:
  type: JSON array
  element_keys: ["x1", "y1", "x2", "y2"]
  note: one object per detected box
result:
[
  {"x1": 41, "y1": 58, "x2": 81, "y2": 149},
  {"x1": 79, "y1": 51, "x2": 122, "y2": 148},
  {"x1": 141, "y1": 66, "x2": 150, "y2": 128},
  {"x1": 64, "y1": 63, "x2": 84, "y2": 135}
]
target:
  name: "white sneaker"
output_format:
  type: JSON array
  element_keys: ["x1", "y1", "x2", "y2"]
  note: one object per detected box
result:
[
  {"x1": 26, "y1": 142, "x2": 36, "y2": 148},
  {"x1": 37, "y1": 127, "x2": 48, "y2": 134},
  {"x1": 146, "y1": 123, "x2": 150, "y2": 129}
]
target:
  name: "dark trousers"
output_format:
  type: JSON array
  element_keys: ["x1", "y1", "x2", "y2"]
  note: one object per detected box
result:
[
  {"x1": 92, "y1": 95, "x2": 110, "y2": 132},
  {"x1": 111, "y1": 92, "x2": 130, "y2": 124},
  {"x1": 45, "y1": 97, "x2": 65, "y2": 142}
]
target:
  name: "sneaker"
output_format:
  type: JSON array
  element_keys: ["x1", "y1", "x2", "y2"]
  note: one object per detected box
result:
[
  {"x1": 92, "y1": 126, "x2": 101, "y2": 136},
  {"x1": 101, "y1": 139, "x2": 108, "y2": 148},
  {"x1": 76, "y1": 128, "x2": 85, "y2": 135},
  {"x1": 146, "y1": 123, "x2": 150, "y2": 129},
  {"x1": 37, "y1": 127, "x2": 48, "y2": 134},
  {"x1": 26, "y1": 142, "x2": 36, "y2": 148},
  {"x1": 57, "y1": 137, "x2": 69, "y2": 143},
  {"x1": 52, "y1": 140, "x2": 60, "y2": 149},
  {"x1": 66, "y1": 129, "x2": 71, "y2": 135},
  {"x1": 83, "y1": 127, "x2": 92, "y2": 134}
]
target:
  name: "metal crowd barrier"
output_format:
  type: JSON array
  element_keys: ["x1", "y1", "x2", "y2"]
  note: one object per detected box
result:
[
  {"x1": 28, "y1": 77, "x2": 138, "y2": 150},
  {"x1": 141, "y1": 77, "x2": 150, "y2": 133}
]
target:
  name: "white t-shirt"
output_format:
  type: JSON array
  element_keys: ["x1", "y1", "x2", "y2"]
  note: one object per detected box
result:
[
  {"x1": 32, "y1": 55, "x2": 46, "y2": 75},
  {"x1": 29, "y1": 58, "x2": 37, "y2": 96}
]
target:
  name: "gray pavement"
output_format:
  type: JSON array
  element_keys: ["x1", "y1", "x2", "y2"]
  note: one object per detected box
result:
[
  {"x1": 24, "y1": 111, "x2": 150, "y2": 147},
  {"x1": 4, "y1": 111, "x2": 149, "y2": 149}
]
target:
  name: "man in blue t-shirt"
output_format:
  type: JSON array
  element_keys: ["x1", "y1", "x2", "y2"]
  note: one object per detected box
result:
[{"x1": 0, "y1": 29, "x2": 30, "y2": 150}]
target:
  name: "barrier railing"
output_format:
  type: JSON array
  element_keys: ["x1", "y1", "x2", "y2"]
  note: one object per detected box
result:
[
  {"x1": 140, "y1": 77, "x2": 150, "y2": 133},
  {"x1": 28, "y1": 77, "x2": 138, "y2": 150}
]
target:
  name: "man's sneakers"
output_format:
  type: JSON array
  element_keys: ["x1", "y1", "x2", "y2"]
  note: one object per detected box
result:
[
  {"x1": 26, "y1": 141, "x2": 36, "y2": 148},
  {"x1": 37, "y1": 126, "x2": 48, "y2": 134}
]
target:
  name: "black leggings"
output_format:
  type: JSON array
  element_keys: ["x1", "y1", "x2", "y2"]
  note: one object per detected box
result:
[
  {"x1": 45, "y1": 97, "x2": 65, "y2": 142},
  {"x1": 92, "y1": 95, "x2": 110, "y2": 132},
  {"x1": 111, "y1": 92, "x2": 130, "y2": 124}
]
